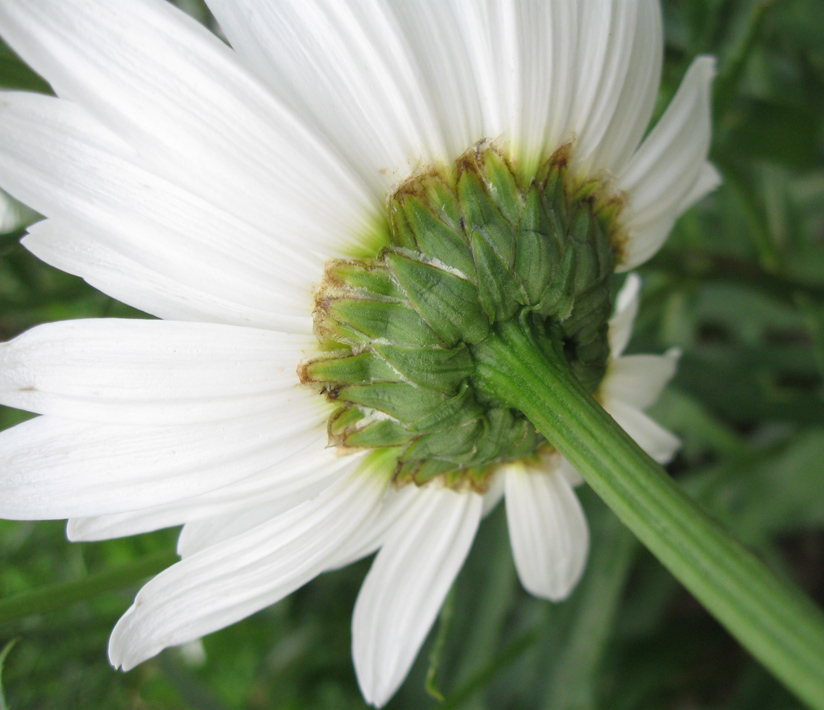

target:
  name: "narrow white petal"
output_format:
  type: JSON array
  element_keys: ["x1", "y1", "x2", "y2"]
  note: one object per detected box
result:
[
  {"x1": 207, "y1": 0, "x2": 454, "y2": 190},
  {"x1": 608, "y1": 274, "x2": 642, "y2": 358},
  {"x1": 383, "y1": 1, "x2": 484, "y2": 159},
  {"x1": 679, "y1": 162, "x2": 723, "y2": 213},
  {"x1": 571, "y1": 0, "x2": 660, "y2": 173},
  {"x1": 537, "y1": 2, "x2": 578, "y2": 154},
  {"x1": 482, "y1": 471, "x2": 506, "y2": 517},
  {"x1": 601, "y1": 350, "x2": 680, "y2": 412},
  {"x1": 0, "y1": 93, "x2": 325, "y2": 328},
  {"x1": 504, "y1": 461, "x2": 589, "y2": 601},
  {"x1": 442, "y1": 0, "x2": 578, "y2": 168},
  {"x1": 558, "y1": 457, "x2": 585, "y2": 488},
  {"x1": 621, "y1": 56, "x2": 716, "y2": 217},
  {"x1": 502, "y1": 1, "x2": 577, "y2": 166},
  {"x1": 437, "y1": 0, "x2": 517, "y2": 153},
  {"x1": 0, "y1": 319, "x2": 316, "y2": 424},
  {"x1": 619, "y1": 164, "x2": 721, "y2": 278},
  {"x1": 66, "y1": 436, "x2": 346, "y2": 541},
  {"x1": 619, "y1": 57, "x2": 716, "y2": 269},
  {"x1": 328, "y1": 485, "x2": 421, "y2": 571},
  {"x1": 606, "y1": 401, "x2": 681, "y2": 464},
  {"x1": 0, "y1": 403, "x2": 327, "y2": 519},
  {"x1": 581, "y1": 0, "x2": 663, "y2": 172},
  {"x1": 353, "y1": 486, "x2": 482, "y2": 707},
  {"x1": 109, "y1": 466, "x2": 390, "y2": 671},
  {"x1": 621, "y1": 161, "x2": 721, "y2": 272},
  {"x1": 0, "y1": 0, "x2": 377, "y2": 256},
  {"x1": 176, "y1": 452, "x2": 372, "y2": 558},
  {"x1": 621, "y1": 216, "x2": 677, "y2": 272},
  {"x1": 566, "y1": 0, "x2": 619, "y2": 150},
  {"x1": 22, "y1": 221, "x2": 312, "y2": 334}
]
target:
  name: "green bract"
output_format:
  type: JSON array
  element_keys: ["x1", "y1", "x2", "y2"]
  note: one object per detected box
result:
[{"x1": 301, "y1": 143, "x2": 624, "y2": 490}]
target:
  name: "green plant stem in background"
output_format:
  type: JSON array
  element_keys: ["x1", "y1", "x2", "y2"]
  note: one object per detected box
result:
[
  {"x1": 0, "y1": 550, "x2": 177, "y2": 626},
  {"x1": 542, "y1": 514, "x2": 637, "y2": 710},
  {"x1": 713, "y1": 0, "x2": 783, "y2": 123},
  {"x1": 435, "y1": 631, "x2": 539, "y2": 710},
  {"x1": 0, "y1": 638, "x2": 18, "y2": 710},
  {"x1": 474, "y1": 318, "x2": 824, "y2": 710}
]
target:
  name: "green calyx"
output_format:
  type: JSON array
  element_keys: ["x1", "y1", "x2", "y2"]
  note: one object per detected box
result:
[{"x1": 301, "y1": 142, "x2": 624, "y2": 491}]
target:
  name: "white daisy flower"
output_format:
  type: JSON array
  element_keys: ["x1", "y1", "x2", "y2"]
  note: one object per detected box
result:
[{"x1": 0, "y1": 0, "x2": 715, "y2": 706}]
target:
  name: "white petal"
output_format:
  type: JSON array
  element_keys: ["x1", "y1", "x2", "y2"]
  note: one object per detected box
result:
[
  {"x1": 0, "y1": 0, "x2": 377, "y2": 256},
  {"x1": 441, "y1": 1, "x2": 578, "y2": 169},
  {"x1": 621, "y1": 57, "x2": 716, "y2": 219},
  {"x1": 0, "y1": 403, "x2": 327, "y2": 520},
  {"x1": 328, "y1": 485, "x2": 421, "y2": 571},
  {"x1": 504, "y1": 461, "x2": 589, "y2": 601},
  {"x1": 623, "y1": 161, "x2": 721, "y2": 272},
  {"x1": 608, "y1": 273, "x2": 642, "y2": 358},
  {"x1": 558, "y1": 456, "x2": 585, "y2": 488},
  {"x1": 571, "y1": 0, "x2": 663, "y2": 174},
  {"x1": 601, "y1": 350, "x2": 680, "y2": 412},
  {"x1": 679, "y1": 162, "x2": 722, "y2": 213},
  {"x1": 620, "y1": 217, "x2": 676, "y2": 274},
  {"x1": 566, "y1": 1, "x2": 622, "y2": 153},
  {"x1": 0, "y1": 93, "x2": 324, "y2": 329},
  {"x1": 353, "y1": 486, "x2": 482, "y2": 707},
  {"x1": 22, "y1": 221, "x2": 312, "y2": 334},
  {"x1": 66, "y1": 435, "x2": 344, "y2": 541},
  {"x1": 381, "y1": 1, "x2": 485, "y2": 160},
  {"x1": 518, "y1": 2, "x2": 579, "y2": 163},
  {"x1": 414, "y1": 0, "x2": 514, "y2": 154},
  {"x1": 109, "y1": 465, "x2": 390, "y2": 671},
  {"x1": 207, "y1": 0, "x2": 454, "y2": 191},
  {"x1": 0, "y1": 319, "x2": 316, "y2": 424},
  {"x1": 606, "y1": 400, "x2": 681, "y2": 464},
  {"x1": 579, "y1": 0, "x2": 663, "y2": 173},
  {"x1": 462, "y1": 1, "x2": 577, "y2": 165},
  {"x1": 619, "y1": 57, "x2": 716, "y2": 269},
  {"x1": 175, "y1": 452, "x2": 372, "y2": 558},
  {"x1": 482, "y1": 471, "x2": 506, "y2": 517}
]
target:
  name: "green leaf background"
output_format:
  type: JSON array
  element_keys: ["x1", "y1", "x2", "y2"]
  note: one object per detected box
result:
[{"x1": 1, "y1": 0, "x2": 824, "y2": 708}]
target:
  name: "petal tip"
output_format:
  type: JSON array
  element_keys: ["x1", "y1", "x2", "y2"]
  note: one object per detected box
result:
[
  {"x1": 108, "y1": 603, "x2": 155, "y2": 672},
  {"x1": 691, "y1": 54, "x2": 718, "y2": 81}
]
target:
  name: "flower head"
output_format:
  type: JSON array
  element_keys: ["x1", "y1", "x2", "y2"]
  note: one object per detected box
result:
[{"x1": 0, "y1": 0, "x2": 715, "y2": 705}]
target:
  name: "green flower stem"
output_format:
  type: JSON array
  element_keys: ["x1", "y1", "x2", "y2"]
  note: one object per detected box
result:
[
  {"x1": 0, "y1": 550, "x2": 177, "y2": 626},
  {"x1": 474, "y1": 318, "x2": 824, "y2": 710}
]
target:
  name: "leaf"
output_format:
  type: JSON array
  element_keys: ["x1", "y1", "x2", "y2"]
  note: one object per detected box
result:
[
  {"x1": 0, "y1": 638, "x2": 19, "y2": 710},
  {"x1": 687, "y1": 429, "x2": 824, "y2": 541},
  {"x1": 652, "y1": 387, "x2": 747, "y2": 458},
  {"x1": 424, "y1": 590, "x2": 454, "y2": 703}
]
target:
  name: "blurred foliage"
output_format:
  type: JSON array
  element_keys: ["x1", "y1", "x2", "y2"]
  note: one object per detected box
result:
[{"x1": 0, "y1": 0, "x2": 823, "y2": 708}]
